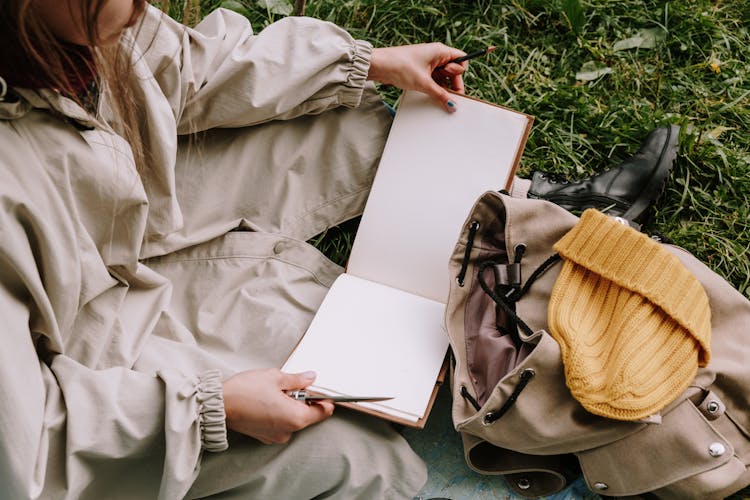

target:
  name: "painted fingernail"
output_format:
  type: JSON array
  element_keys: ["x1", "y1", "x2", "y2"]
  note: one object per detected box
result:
[
  {"x1": 302, "y1": 371, "x2": 316, "y2": 380},
  {"x1": 446, "y1": 100, "x2": 457, "y2": 112}
]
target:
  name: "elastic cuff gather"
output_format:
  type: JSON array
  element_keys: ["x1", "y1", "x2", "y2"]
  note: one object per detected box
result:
[
  {"x1": 340, "y1": 39, "x2": 373, "y2": 108},
  {"x1": 197, "y1": 369, "x2": 228, "y2": 452}
]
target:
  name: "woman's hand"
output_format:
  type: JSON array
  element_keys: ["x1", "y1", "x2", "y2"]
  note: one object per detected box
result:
[
  {"x1": 367, "y1": 43, "x2": 468, "y2": 112},
  {"x1": 222, "y1": 369, "x2": 334, "y2": 444}
]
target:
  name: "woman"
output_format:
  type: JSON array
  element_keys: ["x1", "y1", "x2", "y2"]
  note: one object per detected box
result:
[{"x1": 0, "y1": 0, "x2": 468, "y2": 498}]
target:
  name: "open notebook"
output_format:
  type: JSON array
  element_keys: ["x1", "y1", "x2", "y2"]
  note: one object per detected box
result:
[{"x1": 282, "y1": 90, "x2": 533, "y2": 427}]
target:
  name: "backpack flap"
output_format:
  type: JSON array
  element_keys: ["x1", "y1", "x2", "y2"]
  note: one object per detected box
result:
[{"x1": 577, "y1": 396, "x2": 739, "y2": 498}]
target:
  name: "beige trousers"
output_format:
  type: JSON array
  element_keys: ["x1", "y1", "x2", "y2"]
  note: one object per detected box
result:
[{"x1": 137, "y1": 92, "x2": 428, "y2": 499}]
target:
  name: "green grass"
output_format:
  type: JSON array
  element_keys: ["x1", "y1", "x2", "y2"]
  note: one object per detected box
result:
[
  {"x1": 179, "y1": 0, "x2": 750, "y2": 298},
  {"x1": 163, "y1": 1, "x2": 749, "y2": 496}
]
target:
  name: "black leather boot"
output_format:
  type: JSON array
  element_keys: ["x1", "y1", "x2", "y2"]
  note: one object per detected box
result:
[{"x1": 528, "y1": 125, "x2": 679, "y2": 223}]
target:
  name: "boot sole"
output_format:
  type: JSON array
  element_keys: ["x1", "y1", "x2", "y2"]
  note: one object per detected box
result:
[{"x1": 621, "y1": 124, "x2": 680, "y2": 223}]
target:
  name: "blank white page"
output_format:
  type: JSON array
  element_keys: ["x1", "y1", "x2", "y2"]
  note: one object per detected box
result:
[
  {"x1": 282, "y1": 273, "x2": 449, "y2": 423},
  {"x1": 346, "y1": 90, "x2": 531, "y2": 303}
]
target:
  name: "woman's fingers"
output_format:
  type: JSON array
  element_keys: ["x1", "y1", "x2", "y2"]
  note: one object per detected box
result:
[
  {"x1": 368, "y1": 43, "x2": 468, "y2": 112},
  {"x1": 222, "y1": 369, "x2": 335, "y2": 444}
]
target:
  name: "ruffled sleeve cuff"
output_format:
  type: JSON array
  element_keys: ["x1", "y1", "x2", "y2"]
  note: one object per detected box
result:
[
  {"x1": 340, "y1": 39, "x2": 373, "y2": 108},
  {"x1": 196, "y1": 369, "x2": 228, "y2": 452}
]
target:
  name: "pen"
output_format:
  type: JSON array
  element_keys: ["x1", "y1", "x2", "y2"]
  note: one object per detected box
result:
[
  {"x1": 285, "y1": 390, "x2": 393, "y2": 403},
  {"x1": 437, "y1": 45, "x2": 496, "y2": 71}
]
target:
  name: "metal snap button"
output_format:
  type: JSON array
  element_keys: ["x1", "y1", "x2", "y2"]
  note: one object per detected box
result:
[
  {"x1": 707, "y1": 401, "x2": 720, "y2": 413},
  {"x1": 593, "y1": 482, "x2": 608, "y2": 491},
  {"x1": 708, "y1": 442, "x2": 726, "y2": 457},
  {"x1": 614, "y1": 217, "x2": 629, "y2": 226},
  {"x1": 273, "y1": 242, "x2": 284, "y2": 254},
  {"x1": 482, "y1": 412, "x2": 495, "y2": 425},
  {"x1": 517, "y1": 478, "x2": 531, "y2": 490}
]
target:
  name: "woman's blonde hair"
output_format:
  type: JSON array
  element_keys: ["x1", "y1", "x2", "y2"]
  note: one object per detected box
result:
[{"x1": 0, "y1": 0, "x2": 150, "y2": 172}]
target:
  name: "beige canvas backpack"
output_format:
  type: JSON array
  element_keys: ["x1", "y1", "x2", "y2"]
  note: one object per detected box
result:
[{"x1": 445, "y1": 191, "x2": 750, "y2": 499}]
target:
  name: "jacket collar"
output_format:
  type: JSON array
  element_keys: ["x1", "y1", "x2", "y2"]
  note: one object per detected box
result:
[{"x1": 0, "y1": 81, "x2": 102, "y2": 129}]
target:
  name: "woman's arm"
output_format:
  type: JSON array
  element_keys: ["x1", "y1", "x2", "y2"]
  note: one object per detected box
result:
[
  {"x1": 133, "y1": 6, "x2": 468, "y2": 132},
  {"x1": 0, "y1": 281, "x2": 225, "y2": 499},
  {"x1": 134, "y1": 6, "x2": 376, "y2": 133}
]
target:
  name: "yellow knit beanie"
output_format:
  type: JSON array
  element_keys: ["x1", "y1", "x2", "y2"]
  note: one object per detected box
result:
[{"x1": 548, "y1": 209, "x2": 711, "y2": 421}]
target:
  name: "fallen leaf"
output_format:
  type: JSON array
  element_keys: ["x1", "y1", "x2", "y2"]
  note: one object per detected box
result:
[
  {"x1": 613, "y1": 27, "x2": 667, "y2": 51},
  {"x1": 576, "y1": 61, "x2": 613, "y2": 81},
  {"x1": 706, "y1": 126, "x2": 733, "y2": 140}
]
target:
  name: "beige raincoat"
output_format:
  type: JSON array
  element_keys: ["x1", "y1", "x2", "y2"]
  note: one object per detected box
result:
[{"x1": 0, "y1": 6, "x2": 426, "y2": 499}]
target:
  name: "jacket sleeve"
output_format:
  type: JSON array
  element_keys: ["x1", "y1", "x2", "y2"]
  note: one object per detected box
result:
[
  {"x1": 0, "y1": 203, "x2": 226, "y2": 500},
  {"x1": 134, "y1": 5, "x2": 374, "y2": 134}
]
